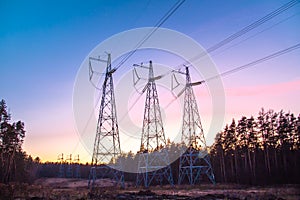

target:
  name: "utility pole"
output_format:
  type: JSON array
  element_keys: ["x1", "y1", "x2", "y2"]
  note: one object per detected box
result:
[
  {"x1": 178, "y1": 66, "x2": 215, "y2": 185},
  {"x1": 88, "y1": 54, "x2": 124, "y2": 188},
  {"x1": 135, "y1": 61, "x2": 174, "y2": 187}
]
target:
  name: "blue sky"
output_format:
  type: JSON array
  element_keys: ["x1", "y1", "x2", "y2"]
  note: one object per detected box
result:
[{"x1": 0, "y1": 0, "x2": 299, "y2": 162}]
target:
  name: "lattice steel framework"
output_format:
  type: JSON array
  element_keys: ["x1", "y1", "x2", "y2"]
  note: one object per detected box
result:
[
  {"x1": 66, "y1": 154, "x2": 73, "y2": 178},
  {"x1": 88, "y1": 54, "x2": 124, "y2": 188},
  {"x1": 136, "y1": 61, "x2": 174, "y2": 187},
  {"x1": 74, "y1": 154, "x2": 81, "y2": 179},
  {"x1": 178, "y1": 67, "x2": 215, "y2": 185},
  {"x1": 58, "y1": 153, "x2": 65, "y2": 178}
]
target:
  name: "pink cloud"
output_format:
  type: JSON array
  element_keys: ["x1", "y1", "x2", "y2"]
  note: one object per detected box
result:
[{"x1": 225, "y1": 79, "x2": 300, "y2": 97}]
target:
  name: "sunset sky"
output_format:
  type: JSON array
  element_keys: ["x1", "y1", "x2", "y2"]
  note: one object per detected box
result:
[{"x1": 1, "y1": 0, "x2": 300, "y2": 163}]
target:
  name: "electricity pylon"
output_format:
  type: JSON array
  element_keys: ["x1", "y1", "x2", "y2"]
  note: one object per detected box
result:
[
  {"x1": 88, "y1": 54, "x2": 124, "y2": 188},
  {"x1": 58, "y1": 153, "x2": 65, "y2": 178},
  {"x1": 74, "y1": 154, "x2": 81, "y2": 179},
  {"x1": 66, "y1": 154, "x2": 73, "y2": 178},
  {"x1": 178, "y1": 66, "x2": 215, "y2": 185},
  {"x1": 135, "y1": 61, "x2": 174, "y2": 187}
]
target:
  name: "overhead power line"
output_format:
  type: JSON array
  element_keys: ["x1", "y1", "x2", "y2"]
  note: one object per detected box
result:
[
  {"x1": 183, "y1": 0, "x2": 299, "y2": 66},
  {"x1": 209, "y1": 11, "x2": 300, "y2": 59},
  {"x1": 140, "y1": 0, "x2": 300, "y2": 84},
  {"x1": 123, "y1": 43, "x2": 300, "y2": 132},
  {"x1": 113, "y1": 0, "x2": 300, "y2": 142},
  {"x1": 163, "y1": 42, "x2": 300, "y2": 108},
  {"x1": 72, "y1": 0, "x2": 185, "y2": 154},
  {"x1": 113, "y1": 0, "x2": 185, "y2": 71},
  {"x1": 191, "y1": 43, "x2": 300, "y2": 86},
  {"x1": 89, "y1": 0, "x2": 185, "y2": 89},
  {"x1": 81, "y1": 0, "x2": 300, "y2": 147}
]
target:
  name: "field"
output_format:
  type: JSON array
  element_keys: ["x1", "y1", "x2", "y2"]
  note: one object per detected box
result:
[{"x1": 0, "y1": 178, "x2": 299, "y2": 200}]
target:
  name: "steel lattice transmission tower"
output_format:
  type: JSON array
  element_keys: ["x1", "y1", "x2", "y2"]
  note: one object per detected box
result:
[
  {"x1": 178, "y1": 66, "x2": 215, "y2": 185},
  {"x1": 57, "y1": 153, "x2": 65, "y2": 178},
  {"x1": 88, "y1": 54, "x2": 124, "y2": 188},
  {"x1": 136, "y1": 61, "x2": 174, "y2": 187},
  {"x1": 66, "y1": 154, "x2": 73, "y2": 178},
  {"x1": 74, "y1": 154, "x2": 81, "y2": 179}
]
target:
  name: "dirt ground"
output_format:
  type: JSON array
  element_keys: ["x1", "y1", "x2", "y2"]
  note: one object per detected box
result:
[{"x1": 0, "y1": 178, "x2": 299, "y2": 200}]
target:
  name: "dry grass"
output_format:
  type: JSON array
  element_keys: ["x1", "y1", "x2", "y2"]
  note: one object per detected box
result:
[{"x1": 0, "y1": 179, "x2": 299, "y2": 200}]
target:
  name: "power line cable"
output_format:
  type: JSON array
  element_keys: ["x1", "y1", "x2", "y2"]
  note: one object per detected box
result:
[
  {"x1": 77, "y1": 0, "x2": 299, "y2": 152},
  {"x1": 181, "y1": 0, "x2": 299, "y2": 67},
  {"x1": 94, "y1": 0, "x2": 299, "y2": 118},
  {"x1": 200, "y1": 43, "x2": 300, "y2": 84},
  {"x1": 70, "y1": 91, "x2": 103, "y2": 154},
  {"x1": 209, "y1": 12, "x2": 300, "y2": 59},
  {"x1": 113, "y1": 0, "x2": 185, "y2": 71},
  {"x1": 138, "y1": 0, "x2": 300, "y2": 84},
  {"x1": 165, "y1": 43, "x2": 300, "y2": 109},
  {"x1": 71, "y1": 1, "x2": 185, "y2": 154},
  {"x1": 117, "y1": 3, "x2": 300, "y2": 137}
]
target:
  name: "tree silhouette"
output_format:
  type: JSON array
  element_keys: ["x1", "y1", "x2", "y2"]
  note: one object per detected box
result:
[
  {"x1": 210, "y1": 108, "x2": 300, "y2": 184},
  {"x1": 0, "y1": 99, "x2": 26, "y2": 183}
]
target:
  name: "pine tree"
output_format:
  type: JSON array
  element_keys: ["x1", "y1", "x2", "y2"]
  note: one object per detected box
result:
[{"x1": 0, "y1": 99, "x2": 26, "y2": 183}]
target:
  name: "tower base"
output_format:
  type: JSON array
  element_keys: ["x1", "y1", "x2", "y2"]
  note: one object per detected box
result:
[
  {"x1": 178, "y1": 147, "x2": 215, "y2": 185},
  {"x1": 88, "y1": 164, "x2": 124, "y2": 189},
  {"x1": 136, "y1": 149, "x2": 174, "y2": 187}
]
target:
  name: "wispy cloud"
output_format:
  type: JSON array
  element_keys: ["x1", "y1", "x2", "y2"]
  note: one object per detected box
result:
[{"x1": 225, "y1": 79, "x2": 300, "y2": 97}]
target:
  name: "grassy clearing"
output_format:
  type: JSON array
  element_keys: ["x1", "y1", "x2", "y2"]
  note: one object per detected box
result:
[{"x1": 0, "y1": 179, "x2": 299, "y2": 200}]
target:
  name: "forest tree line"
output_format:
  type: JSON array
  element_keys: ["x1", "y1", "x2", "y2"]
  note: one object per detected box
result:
[
  {"x1": 1, "y1": 98, "x2": 299, "y2": 185},
  {"x1": 114, "y1": 108, "x2": 300, "y2": 185},
  {"x1": 44, "y1": 108, "x2": 299, "y2": 185},
  {"x1": 210, "y1": 108, "x2": 300, "y2": 184},
  {"x1": 0, "y1": 99, "x2": 40, "y2": 183}
]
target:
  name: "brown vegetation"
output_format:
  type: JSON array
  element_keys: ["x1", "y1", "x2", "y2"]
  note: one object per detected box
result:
[{"x1": 0, "y1": 179, "x2": 299, "y2": 200}]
